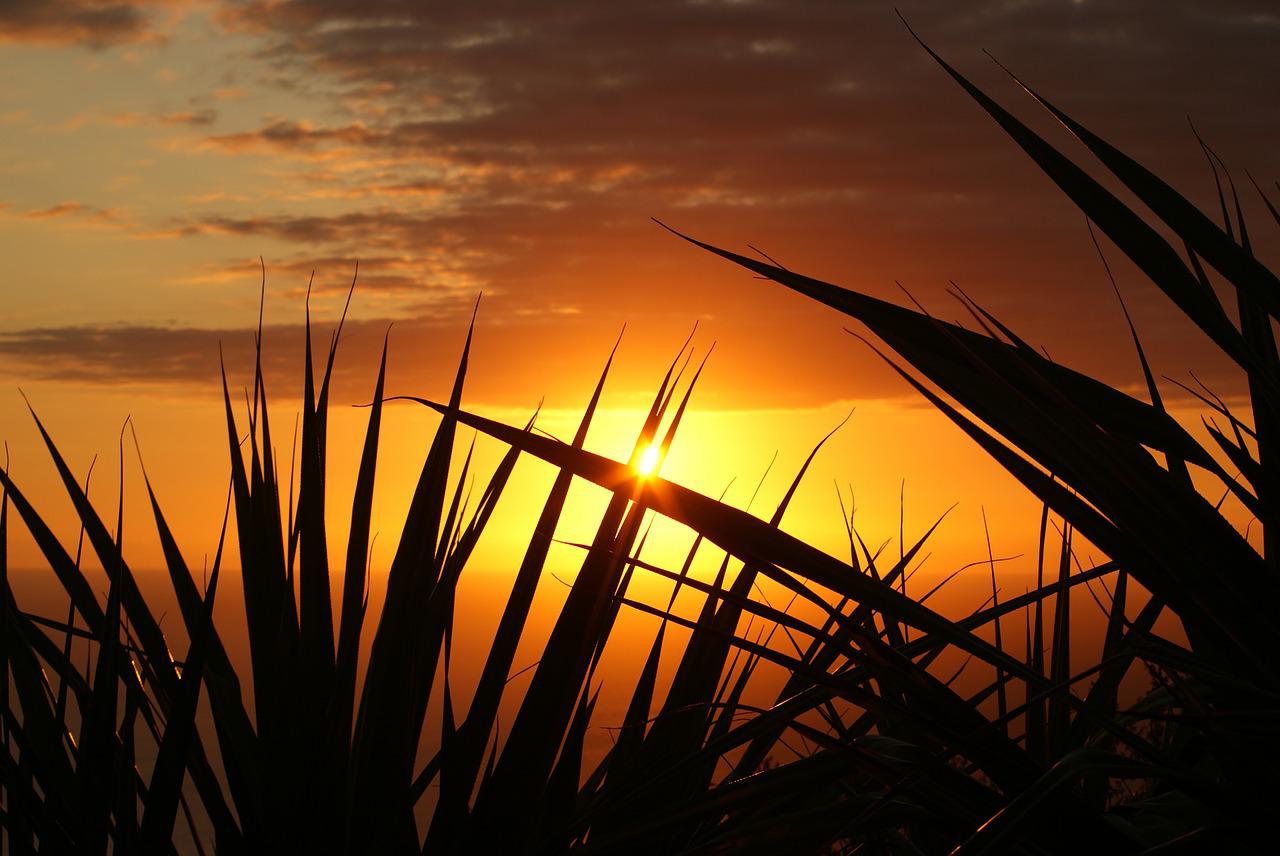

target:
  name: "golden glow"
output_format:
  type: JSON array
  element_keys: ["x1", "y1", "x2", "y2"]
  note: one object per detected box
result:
[{"x1": 636, "y1": 442, "x2": 662, "y2": 477}]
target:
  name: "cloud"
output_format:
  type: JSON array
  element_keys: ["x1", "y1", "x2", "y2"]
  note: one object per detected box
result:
[
  {"x1": 210, "y1": 85, "x2": 248, "y2": 101},
  {"x1": 188, "y1": 1, "x2": 1280, "y2": 399},
  {"x1": 6, "y1": 1, "x2": 1279, "y2": 407},
  {"x1": 15, "y1": 200, "x2": 122, "y2": 226},
  {"x1": 0, "y1": 315, "x2": 864, "y2": 408},
  {"x1": 21, "y1": 201, "x2": 93, "y2": 219},
  {"x1": 0, "y1": 0, "x2": 166, "y2": 48},
  {"x1": 175, "y1": 254, "x2": 471, "y2": 298},
  {"x1": 107, "y1": 107, "x2": 218, "y2": 126},
  {"x1": 0, "y1": 315, "x2": 702, "y2": 407},
  {"x1": 203, "y1": 119, "x2": 379, "y2": 153},
  {"x1": 0, "y1": 323, "x2": 249, "y2": 385},
  {"x1": 0, "y1": 305, "x2": 1224, "y2": 413},
  {"x1": 198, "y1": 1, "x2": 1280, "y2": 257}
]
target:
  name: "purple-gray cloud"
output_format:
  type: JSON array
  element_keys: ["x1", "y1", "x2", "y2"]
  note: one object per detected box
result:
[
  {"x1": 5, "y1": 1, "x2": 1278, "y2": 407},
  {"x1": 197, "y1": 1, "x2": 1280, "y2": 327},
  {"x1": 0, "y1": 314, "x2": 811, "y2": 409},
  {"x1": 0, "y1": 0, "x2": 163, "y2": 47}
]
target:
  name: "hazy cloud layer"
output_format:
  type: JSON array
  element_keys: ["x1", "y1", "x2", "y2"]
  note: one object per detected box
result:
[
  {"x1": 0, "y1": 316, "x2": 801, "y2": 409},
  {"x1": 3, "y1": 1, "x2": 1278, "y2": 407},
  {"x1": 203, "y1": 1, "x2": 1280, "y2": 328},
  {"x1": 0, "y1": 0, "x2": 166, "y2": 47}
]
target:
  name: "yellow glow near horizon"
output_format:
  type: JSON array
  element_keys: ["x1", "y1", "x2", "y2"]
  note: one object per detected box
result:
[{"x1": 636, "y1": 443, "x2": 662, "y2": 477}]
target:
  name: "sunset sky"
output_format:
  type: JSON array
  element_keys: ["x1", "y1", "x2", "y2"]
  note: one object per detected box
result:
[{"x1": 2, "y1": 1, "x2": 1278, "y2": 581}]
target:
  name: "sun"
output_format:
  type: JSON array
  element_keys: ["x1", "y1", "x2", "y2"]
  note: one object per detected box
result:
[{"x1": 635, "y1": 443, "x2": 662, "y2": 478}]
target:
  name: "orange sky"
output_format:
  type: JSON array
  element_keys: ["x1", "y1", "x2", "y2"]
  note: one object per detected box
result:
[{"x1": 1, "y1": 1, "x2": 1276, "y2": 586}]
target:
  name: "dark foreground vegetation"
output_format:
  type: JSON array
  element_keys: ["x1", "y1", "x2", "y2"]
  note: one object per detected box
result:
[{"x1": 3, "y1": 34, "x2": 1278, "y2": 855}]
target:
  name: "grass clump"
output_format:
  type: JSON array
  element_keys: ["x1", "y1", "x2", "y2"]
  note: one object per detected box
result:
[
  {"x1": 647, "y1": 25, "x2": 1280, "y2": 853},
  {"x1": 2, "y1": 26, "x2": 1276, "y2": 856}
]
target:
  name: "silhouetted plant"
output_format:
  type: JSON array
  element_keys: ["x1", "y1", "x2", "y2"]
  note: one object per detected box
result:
[
  {"x1": 639, "y1": 23, "x2": 1279, "y2": 853},
  {"x1": 3, "y1": 23, "x2": 1275, "y2": 856}
]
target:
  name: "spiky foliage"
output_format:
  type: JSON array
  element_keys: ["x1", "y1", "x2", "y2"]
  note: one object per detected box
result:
[
  {"x1": 635, "y1": 27, "x2": 1278, "y2": 853},
  {"x1": 2, "y1": 280, "x2": 1141, "y2": 855},
  {"x1": 5, "y1": 292, "x2": 999, "y2": 854},
  {"x1": 3, "y1": 28, "x2": 1275, "y2": 856}
]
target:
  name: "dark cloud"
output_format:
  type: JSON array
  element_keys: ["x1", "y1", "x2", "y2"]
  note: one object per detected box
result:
[
  {"x1": 0, "y1": 291, "x2": 1238, "y2": 412},
  {"x1": 0, "y1": 323, "x2": 252, "y2": 386},
  {"x1": 0, "y1": 314, "x2": 871, "y2": 410},
  {"x1": 194, "y1": 2, "x2": 1274, "y2": 286},
  {"x1": 205, "y1": 118, "x2": 379, "y2": 151},
  {"x1": 0, "y1": 313, "x2": 972, "y2": 409},
  {"x1": 196, "y1": 1, "x2": 1280, "y2": 331},
  {"x1": 8, "y1": 1, "x2": 1279, "y2": 406},
  {"x1": 180, "y1": 254, "x2": 476, "y2": 298},
  {"x1": 211, "y1": 1, "x2": 1280, "y2": 167},
  {"x1": 15, "y1": 200, "x2": 121, "y2": 225},
  {"x1": 22, "y1": 201, "x2": 95, "y2": 218},
  {"x1": 107, "y1": 108, "x2": 219, "y2": 126},
  {"x1": 0, "y1": 320, "x2": 420, "y2": 395},
  {"x1": 0, "y1": 0, "x2": 163, "y2": 47}
]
